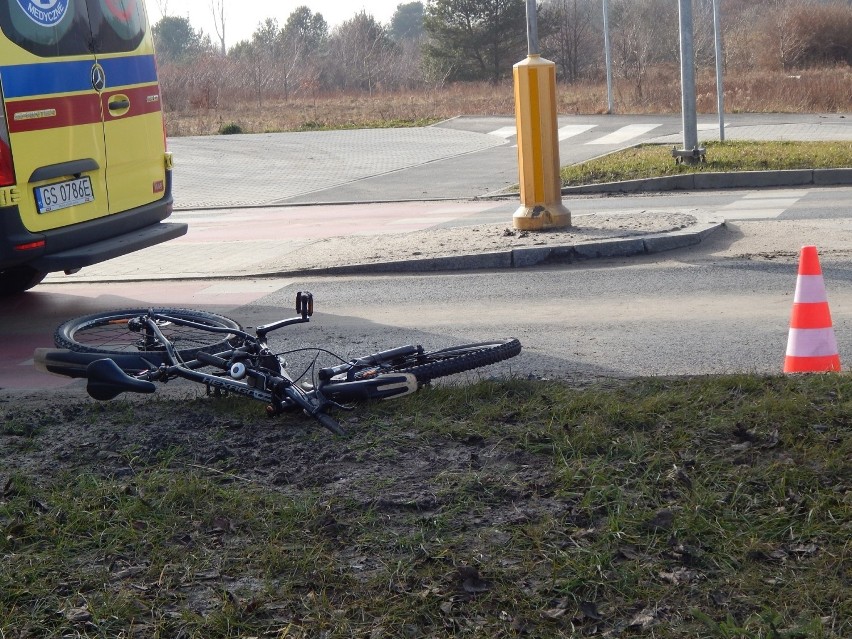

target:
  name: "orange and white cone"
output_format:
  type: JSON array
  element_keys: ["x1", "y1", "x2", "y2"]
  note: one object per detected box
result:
[{"x1": 784, "y1": 245, "x2": 841, "y2": 373}]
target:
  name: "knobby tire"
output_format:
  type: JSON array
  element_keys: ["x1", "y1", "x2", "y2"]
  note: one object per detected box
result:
[
  {"x1": 385, "y1": 338, "x2": 521, "y2": 384},
  {"x1": 54, "y1": 308, "x2": 242, "y2": 365}
]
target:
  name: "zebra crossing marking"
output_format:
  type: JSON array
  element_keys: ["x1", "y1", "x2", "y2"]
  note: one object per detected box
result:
[
  {"x1": 488, "y1": 126, "x2": 517, "y2": 139},
  {"x1": 586, "y1": 123, "x2": 662, "y2": 145},
  {"x1": 719, "y1": 190, "x2": 808, "y2": 220},
  {"x1": 558, "y1": 124, "x2": 597, "y2": 140}
]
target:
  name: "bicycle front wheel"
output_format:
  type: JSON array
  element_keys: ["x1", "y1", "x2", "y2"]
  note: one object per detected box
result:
[
  {"x1": 54, "y1": 308, "x2": 242, "y2": 364},
  {"x1": 351, "y1": 338, "x2": 522, "y2": 385}
]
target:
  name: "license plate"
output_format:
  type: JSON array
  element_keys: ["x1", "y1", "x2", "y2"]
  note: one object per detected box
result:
[{"x1": 34, "y1": 176, "x2": 95, "y2": 213}]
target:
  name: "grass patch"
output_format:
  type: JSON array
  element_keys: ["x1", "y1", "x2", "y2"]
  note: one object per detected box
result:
[
  {"x1": 294, "y1": 117, "x2": 441, "y2": 132},
  {"x1": 560, "y1": 140, "x2": 852, "y2": 186},
  {"x1": 1, "y1": 374, "x2": 849, "y2": 637}
]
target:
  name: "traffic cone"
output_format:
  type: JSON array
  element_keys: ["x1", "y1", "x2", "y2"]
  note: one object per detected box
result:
[{"x1": 784, "y1": 246, "x2": 841, "y2": 373}]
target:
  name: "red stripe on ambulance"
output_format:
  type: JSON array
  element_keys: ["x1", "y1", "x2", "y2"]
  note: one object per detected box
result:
[{"x1": 6, "y1": 94, "x2": 101, "y2": 133}]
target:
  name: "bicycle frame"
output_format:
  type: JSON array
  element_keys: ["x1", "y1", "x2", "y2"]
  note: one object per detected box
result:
[
  {"x1": 81, "y1": 293, "x2": 418, "y2": 433},
  {"x1": 37, "y1": 296, "x2": 522, "y2": 435},
  {"x1": 95, "y1": 302, "x2": 312, "y2": 406}
]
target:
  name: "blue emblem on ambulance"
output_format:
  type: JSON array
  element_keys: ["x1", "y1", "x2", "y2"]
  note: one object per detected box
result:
[{"x1": 16, "y1": 0, "x2": 69, "y2": 27}]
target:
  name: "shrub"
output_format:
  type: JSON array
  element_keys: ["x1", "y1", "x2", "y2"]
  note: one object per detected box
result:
[{"x1": 218, "y1": 122, "x2": 243, "y2": 135}]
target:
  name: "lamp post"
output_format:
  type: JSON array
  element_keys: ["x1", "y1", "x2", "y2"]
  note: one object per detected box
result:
[
  {"x1": 603, "y1": 0, "x2": 614, "y2": 114},
  {"x1": 713, "y1": 0, "x2": 725, "y2": 141},
  {"x1": 672, "y1": 0, "x2": 705, "y2": 164}
]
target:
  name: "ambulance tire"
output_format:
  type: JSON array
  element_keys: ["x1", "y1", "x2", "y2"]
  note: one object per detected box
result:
[{"x1": 0, "y1": 266, "x2": 46, "y2": 296}]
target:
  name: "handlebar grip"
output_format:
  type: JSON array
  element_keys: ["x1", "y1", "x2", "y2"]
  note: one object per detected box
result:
[
  {"x1": 315, "y1": 412, "x2": 347, "y2": 436},
  {"x1": 195, "y1": 351, "x2": 230, "y2": 369},
  {"x1": 318, "y1": 362, "x2": 350, "y2": 381}
]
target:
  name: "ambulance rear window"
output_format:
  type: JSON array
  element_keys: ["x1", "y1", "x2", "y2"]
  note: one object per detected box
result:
[
  {"x1": 89, "y1": 0, "x2": 146, "y2": 53},
  {"x1": 0, "y1": 0, "x2": 145, "y2": 58}
]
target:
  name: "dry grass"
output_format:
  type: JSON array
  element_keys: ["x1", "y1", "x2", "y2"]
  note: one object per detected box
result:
[
  {"x1": 163, "y1": 67, "x2": 852, "y2": 137},
  {"x1": 2, "y1": 376, "x2": 849, "y2": 637}
]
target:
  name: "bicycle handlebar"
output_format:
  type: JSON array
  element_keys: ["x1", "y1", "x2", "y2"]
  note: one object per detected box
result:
[{"x1": 195, "y1": 351, "x2": 230, "y2": 369}]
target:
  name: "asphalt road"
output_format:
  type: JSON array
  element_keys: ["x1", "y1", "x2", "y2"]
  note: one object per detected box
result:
[
  {"x1": 9, "y1": 183, "x2": 852, "y2": 392},
  {"x1": 4, "y1": 114, "x2": 852, "y2": 392}
]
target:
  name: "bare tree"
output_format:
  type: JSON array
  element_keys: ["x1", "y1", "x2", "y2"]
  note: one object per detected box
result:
[
  {"x1": 281, "y1": 7, "x2": 328, "y2": 100},
  {"x1": 772, "y1": 0, "x2": 809, "y2": 70},
  {"x1": 326, "y1": 12, "x2": 396, "y2": 94},
  {"x1": 210, "y1": 0, "x2": 226, "y2": 54},
  {"x1": 543, "y1": 0, "x2": 597, "y2": 82},
  {"x1": 154, "y1": 0, "x2": 170, "y2": 16}
]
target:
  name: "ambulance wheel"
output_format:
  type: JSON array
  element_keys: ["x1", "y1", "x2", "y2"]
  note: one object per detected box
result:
[{"x1": 0, "y1": 266, "x2": 47, "y2": 295}]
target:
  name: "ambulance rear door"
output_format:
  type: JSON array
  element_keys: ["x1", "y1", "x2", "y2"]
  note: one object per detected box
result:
[
  {"x1": 0, "y1": 0, "x2": 110, "y2": 234},
  {"x1": 89, "y1": 0, "x2": 167, "y2": 215}
]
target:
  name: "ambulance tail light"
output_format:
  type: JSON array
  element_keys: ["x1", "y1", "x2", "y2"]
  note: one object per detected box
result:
[{"x1": 0, "y1": 83, "x2": 15, "y2": 187}]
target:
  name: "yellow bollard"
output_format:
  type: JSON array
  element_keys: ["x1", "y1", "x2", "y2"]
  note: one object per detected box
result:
[{"x1": 512, "y1": 54, "x2": 571, "y2": 231}]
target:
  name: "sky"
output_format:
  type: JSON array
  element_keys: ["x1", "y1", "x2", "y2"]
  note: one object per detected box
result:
[{"x1": 144, "y1": 0, "x2": 405, "y2": 47}]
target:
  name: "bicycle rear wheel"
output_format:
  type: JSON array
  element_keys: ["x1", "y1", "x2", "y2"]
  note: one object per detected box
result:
[
  {"x1": 351, "y1": 338, "x2": 522, "y2": 385},
  {"x1": 54, "y1": 308, "x2": 242, "y2": 364}
]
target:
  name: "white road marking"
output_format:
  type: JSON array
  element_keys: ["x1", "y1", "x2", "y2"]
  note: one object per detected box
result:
[
  {"x1": 587, "y1": 123, "x2": 662, "y2": 145},
  {"x1": 558, "y1": 124, "x2": 597, "y2": 140},
  {"x1": 720, "y1": 191, "x2": 807, "y2": 220},
  {"x1": 488, "y1": 126, "x2": 518, "y2": 139}
]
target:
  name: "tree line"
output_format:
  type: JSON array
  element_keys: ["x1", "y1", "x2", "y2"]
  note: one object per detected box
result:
[{"x1": 152, "y1": 0, "x2": 852, "y2": 109}]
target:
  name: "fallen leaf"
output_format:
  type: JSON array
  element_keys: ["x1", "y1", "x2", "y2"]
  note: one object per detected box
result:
[
  {"x1": 789, "y1": 543, "x2": 818, "y2": 556},
  {"x1": 762, "y1": 428, "x2": 780, "y2": 448},
  {"x1": 644, "y1": 509, "x2": 675, "y2": 531},
  {"x1": 667, "y1": 465, "x2": 692, "y2": 489},
  {"x1": 29, "y1": 497, "x2": 50, "y2": 513},
  {"x1": 64, "y1": 607, "x2": 92, "y2": 623},
  {"x1": 580, "y1": 600, "x2": 602, "y2": 620},
  {"x1": 3, "y1": 476, "x2": 17, "y2": 497},
  {"x1": 617, "y1": 545, "x2": 639, "y2": 560},
  {"x1": 659, "y1": 568, "x2": 694, "y2": 585},
  {"x1": 462, "y1": 576, "x2": 490, "y2": 594},
  {"x1": 208, "y1": 516, "x2": 234, "y2": 534},
  {"x1": 540, "y1": 608, "x2": 566, "y2": 620},
  {"x1": 456, "y1": 566, "x2": 480, "y2": 580},
  {"x1": 629, "y1": 608, "x2": 657, "y2": 629}
]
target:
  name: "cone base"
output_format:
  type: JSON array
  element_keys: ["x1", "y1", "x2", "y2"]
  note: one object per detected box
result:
[{"x1": 783, "y1": 354, "x2": 841, "y2": 373}]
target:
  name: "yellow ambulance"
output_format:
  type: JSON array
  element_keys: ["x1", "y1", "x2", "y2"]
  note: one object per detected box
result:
[{"x1": 0, "y1": 0, "x2": 185, "y2": 294}]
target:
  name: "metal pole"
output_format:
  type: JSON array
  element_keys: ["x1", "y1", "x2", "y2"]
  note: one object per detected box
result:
[
  {"x1": 713, "y1": 0, "x2": 725, "y2": 141},
  {"x1": 678, "y1": 0, "x2": 699, "y2": 153},
  {"x1": 526, "y1": 0, "x2": 539, "y2": 55},
  {"x1": 603, "y1": 0, "x2": 614, "y2": 114}
]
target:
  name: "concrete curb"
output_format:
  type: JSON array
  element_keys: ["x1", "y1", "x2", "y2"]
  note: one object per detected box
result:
[
  {"x1": 260, "y1": 219, "x2": 727, "y2": 279},
  {"x1": 42, "y1": 216, "x2": 727, "y2": 284},
  {"x1": 561, "y1": 168, "x2": 852, "y2": 195}
]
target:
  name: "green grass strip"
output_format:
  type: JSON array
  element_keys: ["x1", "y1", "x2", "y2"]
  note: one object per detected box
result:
[
  {"x1": 1, "y1": 375, "x2": 849, "y2": 637},
  {"x1": 561, "y1": 140, "x2": 852, "y2": 186}
]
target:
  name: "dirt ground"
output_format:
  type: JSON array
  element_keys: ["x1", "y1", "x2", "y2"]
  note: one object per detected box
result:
[{"x1": 1, "y1": 386, "x2": 571, "y2": 633}]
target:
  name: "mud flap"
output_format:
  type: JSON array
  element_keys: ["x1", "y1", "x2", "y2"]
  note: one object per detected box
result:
[
  {"x1": 320, "y1": 373, "x2": 418, "y2": 401},
  {"x1": 372, "y1": 373, "x2": 418, "y2": 399}
]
